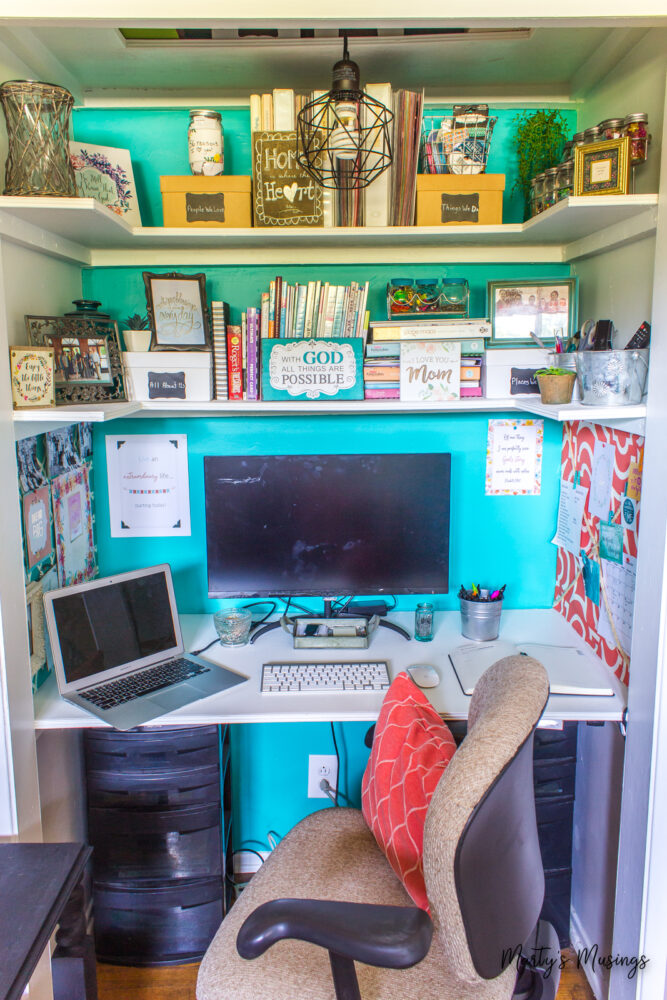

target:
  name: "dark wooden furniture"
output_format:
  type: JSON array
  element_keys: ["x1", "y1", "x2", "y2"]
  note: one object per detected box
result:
[{"x1": 0, "y1": 842, "x2": 95, "y2": 1000}]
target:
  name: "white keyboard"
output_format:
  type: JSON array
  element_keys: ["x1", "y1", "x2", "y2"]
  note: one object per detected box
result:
[{"x1": 261, "y1": 660, "x2": 391, "y2": 693}]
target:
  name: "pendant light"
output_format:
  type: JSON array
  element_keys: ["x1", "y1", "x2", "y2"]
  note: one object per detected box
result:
[{"x1": 296, "y1": 36, "x2": 393, "y2": 190}]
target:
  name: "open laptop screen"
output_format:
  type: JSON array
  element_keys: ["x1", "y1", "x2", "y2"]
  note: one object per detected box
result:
[{"x1": 50, "y1": 569, "x2": 178, "y2": 684}]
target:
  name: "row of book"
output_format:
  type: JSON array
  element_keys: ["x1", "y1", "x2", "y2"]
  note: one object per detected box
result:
[
  {"x1": 249, "y1": 83, "x2": 423, "y2": 227},
  {"x1": 260, "y1": 279, "x2": 370, "y2": 339}
]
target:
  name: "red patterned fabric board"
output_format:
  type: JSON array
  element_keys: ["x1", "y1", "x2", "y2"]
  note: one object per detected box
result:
[
  {"x1": 361, "y1": 672, "x2": 456, "y2": 912},
  {"x1": 554, "y1": 420, "x2": 644, "y2": 685}
]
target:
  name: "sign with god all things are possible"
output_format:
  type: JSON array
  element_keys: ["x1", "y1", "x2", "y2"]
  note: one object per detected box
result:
[
  {"x1": 262, "y1": 339, "x2": 363, "y2": 400},
  {"x1": 252, "y1": 132, "x2": 323, "y2": 227}
]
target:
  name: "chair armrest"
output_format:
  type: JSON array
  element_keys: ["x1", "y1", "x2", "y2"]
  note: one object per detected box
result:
[{"x1": 237, "y1": 897, "x2": 433, "y2": 969}]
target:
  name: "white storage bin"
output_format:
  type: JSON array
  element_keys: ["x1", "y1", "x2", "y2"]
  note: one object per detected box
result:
[
  {"x1": 485, "y1": 347, "x2": 552, "y2": 398},
  {"x1": 123, "y1": 351, "x2": 213, "y2": 402}
]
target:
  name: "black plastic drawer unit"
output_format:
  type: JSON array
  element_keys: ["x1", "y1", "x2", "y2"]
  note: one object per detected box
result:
[
  {"x1": 93, "y1": 878, "x2": 224, "y2": 966},
  {"x1": 84, "y1": 725, "x2": 232, "y2": 966}
]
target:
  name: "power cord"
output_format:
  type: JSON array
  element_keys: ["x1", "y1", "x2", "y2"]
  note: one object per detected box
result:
[{"x1": 330, "y1": 721, "x2": 340, "y2": 806}]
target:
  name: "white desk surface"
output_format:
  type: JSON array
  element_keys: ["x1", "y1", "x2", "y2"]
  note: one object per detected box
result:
[{"x1": 33, "y1": 609, "x2": 627, "y2": 730}]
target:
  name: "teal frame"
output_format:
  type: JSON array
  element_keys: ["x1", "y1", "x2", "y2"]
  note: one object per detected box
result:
[{"x1": 487, "y1": 276, "x2": 578, "y2": 347}]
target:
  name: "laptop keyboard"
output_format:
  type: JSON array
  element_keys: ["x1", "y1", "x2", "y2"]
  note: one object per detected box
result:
[{"x1": 79, "y1": 658, "x2": 210, "y2": 710}]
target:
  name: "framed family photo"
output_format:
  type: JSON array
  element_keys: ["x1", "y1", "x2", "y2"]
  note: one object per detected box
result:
[
  {"x1": 26, "y1": 314, "x2": 126, "y2": 403},
  {"x1": 143, "y1": 271, "x2": 211, "y2": 351},
  {"x1": 488, "y1": 277, "x2": 578, "y2": 346}
]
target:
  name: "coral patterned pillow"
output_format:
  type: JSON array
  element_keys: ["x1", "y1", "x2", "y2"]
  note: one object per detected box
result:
[{"x1": 361, "y1": 671, "x2": 456, "y2": 911}]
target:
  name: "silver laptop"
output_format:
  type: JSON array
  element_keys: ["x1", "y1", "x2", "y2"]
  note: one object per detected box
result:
[{"x1": 43, "y1": 563, "x2": 247, "y2": 731}]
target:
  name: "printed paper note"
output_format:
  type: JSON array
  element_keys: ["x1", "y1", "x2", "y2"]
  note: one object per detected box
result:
[
  {"x1": 552, "y1": 478, "x2": 588, "y2": 555},
  {"x1": 485, "y1": 419, "x2": 543, "y2": 496},
  {"x1": 599, "y1": 521, "x2": 623, "y2": 564},
  {"x1": 106, "y1": 434, "x2": 191, "y2": 537},
  {"x1": 589, "y1": 441, "x2": 615, "y2": 520},
  {"x1": 598, "y1": 554, "x2": 637, "y2": 654},
  {"x1": 627, "y1": 461, "x2": 643, "y2": 501}
]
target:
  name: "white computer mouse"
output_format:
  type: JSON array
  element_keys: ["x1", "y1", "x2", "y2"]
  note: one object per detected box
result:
[{"x1": 406, "y1": 664, "x2": 440, "y2": 688}]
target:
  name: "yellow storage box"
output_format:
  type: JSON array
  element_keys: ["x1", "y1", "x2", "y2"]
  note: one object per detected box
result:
[
  {"x1": 416, "y1": 174, "x2": 505, "y2": 226},
  {"x1": 160, "y1": 175, "x2": 252, "y2": 228}
]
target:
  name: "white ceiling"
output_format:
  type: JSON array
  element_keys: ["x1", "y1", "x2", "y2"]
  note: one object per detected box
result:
[{"x1": 0, "y1": 25, "x2": 651, "y2": 103}]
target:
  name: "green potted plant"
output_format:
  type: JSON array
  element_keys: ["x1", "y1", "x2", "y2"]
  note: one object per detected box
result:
[
  {"x1": 512, "y1": 110, "x2": 568, "y2": 220},
  {"x1": 122, "y1": 313, "x2": 151, "y2": 352},
  {"x1": 535, "y1": 366, "x2": 577, "y2": 404}
]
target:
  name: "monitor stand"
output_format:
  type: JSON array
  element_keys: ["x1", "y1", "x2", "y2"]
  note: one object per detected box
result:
[{"x1": 250, "y1": 598, "x2": 410, "y2": 644}]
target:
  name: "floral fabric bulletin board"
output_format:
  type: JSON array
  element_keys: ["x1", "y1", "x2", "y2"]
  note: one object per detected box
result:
[{"x1": 554, "y1": 420, "x2": 643, "y2": 685}]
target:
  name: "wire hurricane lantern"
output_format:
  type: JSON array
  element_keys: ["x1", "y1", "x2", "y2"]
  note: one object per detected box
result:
[
  {"x1": 296, "y1": 39, "x2": 393, "y2": 191},
  {"x1": 0, "y1": 80, "x2": 76, "y2": 197}
]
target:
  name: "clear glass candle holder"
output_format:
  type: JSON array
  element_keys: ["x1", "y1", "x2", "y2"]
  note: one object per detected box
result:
[{"x1": 214, "y1": 608, "x2": 252, "y2": 646}]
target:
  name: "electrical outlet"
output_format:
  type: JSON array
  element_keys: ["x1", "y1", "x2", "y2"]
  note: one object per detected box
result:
[{"x1": 308, "y1": 754, "x2": 338, "y2": 798}]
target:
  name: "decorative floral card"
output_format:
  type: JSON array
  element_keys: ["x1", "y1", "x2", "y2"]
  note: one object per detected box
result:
[
  {"x1": 52, "y1": 465, "x2": 96, "y2": 586},
  {"x1": 485, "y1": 418, "x2": 544, "y2": 496},
  {"x1": 400, "y1": 341, "x2": 461, "y2": 402},
  {"x1": 70, "y1": 141, "x2": 142, "y2": 226},
  {"x1": 105, "y1": 434, "x2": 191, "y2": 537},
  {"x1": 22, "y1": 486, "x2": 54, "y2": 571}
]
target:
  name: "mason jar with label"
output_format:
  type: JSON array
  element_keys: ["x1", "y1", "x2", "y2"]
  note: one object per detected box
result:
[
  {"x1": 623, "y1": 113, "x2": 649, "y2": 164},
  {"x1": 583, "y1": 125, "x2": 602, "y2": 145},
  {"x1": 556, "y1": 159, "x2": 574, "y2": 200},
  {"x1": 542, "y1": 166, "x2": 559, "y2": 210},
  {"x1": 188, "y1": 109, "x2": 224, "y2": 176},
  {"x1": 598, "y1": 117, "x2": 624, "y2": 140}
]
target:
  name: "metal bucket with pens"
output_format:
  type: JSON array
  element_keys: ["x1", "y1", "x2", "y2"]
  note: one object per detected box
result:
[{"x1": 458, "y1": 585, "x2": 505, "y2": 641}]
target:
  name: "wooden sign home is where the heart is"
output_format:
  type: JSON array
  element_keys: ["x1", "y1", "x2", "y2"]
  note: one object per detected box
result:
[{"x1": 252, "y1": 132, "x2": 323, "y2": 227}]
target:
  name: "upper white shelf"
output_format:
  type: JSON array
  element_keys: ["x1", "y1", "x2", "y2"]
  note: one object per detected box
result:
[
  {"x1": 0, "y1": 194, "x2": 658, "y2": 266},
  {"x1": 13, "y1": 396, "x2": 646, "y2": 437}
]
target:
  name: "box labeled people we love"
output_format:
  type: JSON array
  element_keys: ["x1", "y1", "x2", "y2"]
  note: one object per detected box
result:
[{"x1": 160, "y1": 175, "x2": 252, "y2": 228}]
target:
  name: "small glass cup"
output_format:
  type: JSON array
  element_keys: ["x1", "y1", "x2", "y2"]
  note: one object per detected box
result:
[
  {"x1": 214, "y1": 608, "x2": 252, "y2": 646},
  {"x1": 415, "y1": 602, "x2": 434, "y2": 642}
]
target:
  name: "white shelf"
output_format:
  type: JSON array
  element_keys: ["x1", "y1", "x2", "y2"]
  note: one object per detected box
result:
[
  {"x1": 13, "y1": 401, "x2": 141, "y2": 439},
  {"x1": 13, "y1": 397, "x2": 646, "y2": 435},
  {"x1": 513, "y1": 398, "x2": 647, "y2": 435},
  {"x1": 0, "y1": 194, "x2": 658, "y2": 266}
]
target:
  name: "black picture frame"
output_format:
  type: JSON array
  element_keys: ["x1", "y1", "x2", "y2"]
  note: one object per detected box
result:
[
  {"x1": 143, "y1": 271, "x2": 211, "y2": 351},
  {"x1": 26, "y1": 314, "x2": 126, "y2": 404}
]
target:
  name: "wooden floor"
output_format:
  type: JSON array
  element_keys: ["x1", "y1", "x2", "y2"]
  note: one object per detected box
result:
[{"x1": 97, "y1": 948, "x2": 595, "y2": 1000}]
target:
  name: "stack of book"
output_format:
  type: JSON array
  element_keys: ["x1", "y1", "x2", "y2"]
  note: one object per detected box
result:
[
  {"x1": 363, "y1": 355, "x2": 401, "y2": 399},
  {"x1": 262, "y1": 278, "x2": 369, "y2": 339},
  {"x1": 364, "y1": 318, "x2": 491, "y2": 400}
]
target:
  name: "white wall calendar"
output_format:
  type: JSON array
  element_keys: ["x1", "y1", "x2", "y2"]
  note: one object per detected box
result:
[{"x1": 105, "y1": 433, "x2": 191, "y2": 537}]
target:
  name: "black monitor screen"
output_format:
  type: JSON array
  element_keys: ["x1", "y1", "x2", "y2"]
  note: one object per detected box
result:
[{"x1": 204, "y1": 453, "x2": 450, "y2": 598}]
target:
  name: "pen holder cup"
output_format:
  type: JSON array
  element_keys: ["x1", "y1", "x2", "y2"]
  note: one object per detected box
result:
[{"x1": 459, "y1": 598, "x2": 503, "y2": 642}]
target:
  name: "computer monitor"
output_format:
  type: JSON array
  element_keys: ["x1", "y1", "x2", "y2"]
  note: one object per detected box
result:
[{"x1": 204, "y1": 453, "x2": 450, "y2": 600}]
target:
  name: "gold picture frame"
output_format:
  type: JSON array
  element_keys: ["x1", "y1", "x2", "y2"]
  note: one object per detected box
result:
[
  {"x1": 25, "y1": 580, "x2": 46, "y2": 680},
  {"x1": 574, "y1": 136, "x2": 631, "y2": 197}
]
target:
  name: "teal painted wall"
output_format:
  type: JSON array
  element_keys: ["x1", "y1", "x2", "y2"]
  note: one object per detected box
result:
[
  {"x1": 72, "y1": 106, "x2": 577, "y2": 226},
  {"x1": 74, "y1": 99, "x2": 575, "y2": 851}
]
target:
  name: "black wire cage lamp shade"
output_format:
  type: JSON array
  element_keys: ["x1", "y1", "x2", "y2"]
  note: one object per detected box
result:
[{"x1": 296, "y1": 38, "x2": 394, "y2": 190}]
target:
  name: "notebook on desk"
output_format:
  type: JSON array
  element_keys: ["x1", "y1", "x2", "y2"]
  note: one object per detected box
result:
[
  {"x1": 449, "y1": 640, "x2": 615, "y2": 697},
  {"x1": 43, "y1": 564, "x2": 246, "y2": 731}
]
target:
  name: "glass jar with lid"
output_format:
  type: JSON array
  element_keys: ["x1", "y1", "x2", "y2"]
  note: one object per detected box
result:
[
  {"x1": 542, "y1": 166, "x2": 559, "y2": 210},
  {"x1": 188, "y1": 109, "x2": 224, "y2": 175},
  {"x1": 529, "y1": 177, "x2": 539, "y2": 217},
  {"x1": 599, "y1": 118, "x2": 624, "y2": 140},
  {"x1": 571, "y1": 131, "x2": 586, "y2": 149},
  {"x1": 533, "y1": 173, "x2": 546, "y2": 215},
  {"x1": 556, "y1": 160, "x2": 574, "y2": 201},
  {"x1": 561, "y1": 140, "x2": 574, "y2": 163},
  {"x1": 583, "y1": 125, "x2": 602, "y2": 145},
  {"x1": 623, "y1": 113, "x2": 649, "y2": 163}
]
